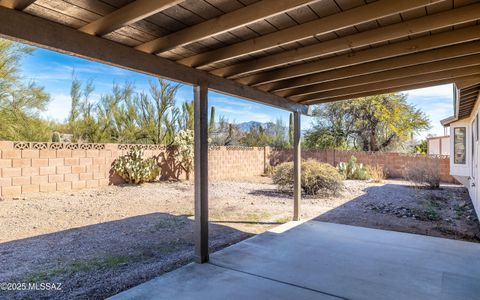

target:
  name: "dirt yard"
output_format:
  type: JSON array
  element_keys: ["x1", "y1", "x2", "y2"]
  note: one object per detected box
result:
[{"x1": 0, "y1": 178, "x2": 479, "y2": 299}]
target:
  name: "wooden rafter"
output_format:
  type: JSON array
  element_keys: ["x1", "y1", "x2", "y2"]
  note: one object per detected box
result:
[
  {"x1": 212, "y1": 3, "x2": 480, "y2": 79},
  {"x1": 238, "y1": 25, "x2": 480, "y2": 86},
  {"x1": 178, "y1": 0, "x2": 441, "y2": 68},
  {"x1": 0, "y1": 7, "x2": 308, "y2": 114},
  {"x1": 298, "y1": 66, "x2": 480, "y2": 103},
  {"x1": 264, "y1": 42, "x2": 480, "y2": 94},
  {"x1": 135, "y1": 0, "x2": 317, "y2": 54},
  {"x1": 0, "y1": 0, "x2": 35, "y2": 10},
  {"x1": 461, "y1": 84, "x2": 480, "y2": 93},
  {"x1": 460, "y1": 89, "x2": 480, "y2": 98},
  {"x1": 302, "y1": 75, "x2": 480, "y2": 105},
  {"x1": 456, "y1": 76, "x2": 480, "y2": 89},
  {"x1": 287, "y1": 54, "x2": 480, "y2": 100},
  {"x1": 79, "y1": 0, "x2": 183, "y2": 36}
]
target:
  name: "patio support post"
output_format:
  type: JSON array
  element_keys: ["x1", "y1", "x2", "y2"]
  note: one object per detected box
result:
[
  {"x1": 293, "y1": 112, "x2": 301, "y2": 221},
  {"x1": 194, "y1": 83, "x2": 209, "y2": 263}
]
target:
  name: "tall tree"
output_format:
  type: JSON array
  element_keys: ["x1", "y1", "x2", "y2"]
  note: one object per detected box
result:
[
  {"x1": 0, "y1": 39, "x2": 51, "y2": 141},
  {"x1": 304, "y1": 93, "x2": 430, "y2": 152},
  {"x1": 68, "y1": 78, "x2": 183, "y2": 145}
]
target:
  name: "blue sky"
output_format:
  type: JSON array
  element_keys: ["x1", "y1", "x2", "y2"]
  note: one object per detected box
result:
[{"x1": 20, "y1": 47, "x2": 453, "y2": 139}]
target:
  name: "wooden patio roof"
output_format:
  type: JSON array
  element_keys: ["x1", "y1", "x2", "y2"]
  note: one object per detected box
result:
[{"x1": 0, "y1": 0, "x2": 479, "y2": 115}]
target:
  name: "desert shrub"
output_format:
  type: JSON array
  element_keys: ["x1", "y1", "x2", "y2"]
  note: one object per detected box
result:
[
  {"x1": 272, "y1": 159, "x2": 343, "y2": 196},
  {"x1": 112, "y1": 146, "x2": 160, "y2": 184},
  {"x1": 404, "y1": 164, "x2": 440, "y2": 189},
  {"x1": 337, "y1": 156, "x2": 370, "y2": 180},
  {"x1": 367, "y1": 164, "x2": 387, "y2": 183}
]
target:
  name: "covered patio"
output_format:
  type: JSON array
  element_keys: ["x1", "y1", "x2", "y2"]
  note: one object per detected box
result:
[
  {"x1": 110, "y1": 220, "x2": 480, "y2": 300},
  {"x1": 0, "y1": 0, "x2": 479, "y2": 298}
]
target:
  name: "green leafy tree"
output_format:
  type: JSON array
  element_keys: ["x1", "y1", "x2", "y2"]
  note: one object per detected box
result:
[
  {"x1": 415, "y1": 139, "x2": 428, "y2": 155},
  {"x1": 304, "y1": 93, "x2": 430, "y2": 151},
  {"x1": 0, "y1": 39, "x2": 51, "y2": 141},
  {"x1": 67, "y1": 78, "x2": 182, "y2": 145}
]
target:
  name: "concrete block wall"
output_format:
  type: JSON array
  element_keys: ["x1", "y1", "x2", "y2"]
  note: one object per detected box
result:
[
  {"x1": 270, "y1": 149, "x2": 455, "y2": 183},
  {"x1": 0, "y1": 141, "x2": 268, "y2": 198},
  {"x1": 0, "y1": 141, "x2": 126, "y2": 197},
  {"x1": 0, "y1": 141, "x2": 455, "y2": 198},
  {"x1": 208, "y1": 146, "x2": 266, "y2": 180}
]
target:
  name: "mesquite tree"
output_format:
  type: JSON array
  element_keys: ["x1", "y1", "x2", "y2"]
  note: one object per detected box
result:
[{"x1": 304, "y1": 93, "x2": 430, "y2": 152}]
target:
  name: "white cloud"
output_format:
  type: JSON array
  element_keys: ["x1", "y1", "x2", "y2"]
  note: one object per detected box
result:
[
  {"x1": 210, "y1": 95, "x2": 254, "y2": 109},
  {"x1": 41, "y1": 93, "x2": 71, "y2": 122},
  {"x1": 403, "y1": 84, "x2": 454, "y2": 139},
  {"x1": 215, "y1": 106, "x2": 273, "y2": 123},
  {"x1": 404, "y1": 84, "x2": 454, "y2": 98}
]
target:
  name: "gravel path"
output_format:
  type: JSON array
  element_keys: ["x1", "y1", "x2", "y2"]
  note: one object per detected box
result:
[{"x1": 0, "y1": 178, "x2": 478, "y2": 299}]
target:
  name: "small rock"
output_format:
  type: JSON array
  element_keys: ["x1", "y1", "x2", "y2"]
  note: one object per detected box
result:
[{"x1": 459, "y1": 201, "x2": 467, "y2": 208}]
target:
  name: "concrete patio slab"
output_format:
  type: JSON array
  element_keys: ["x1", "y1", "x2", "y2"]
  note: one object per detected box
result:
[
  {"x1": 108, "y1": 262, "x2": 341, "y2": 300},
  {"x1": 110, "y1": 221, "x2": 480, "y2": 300}
]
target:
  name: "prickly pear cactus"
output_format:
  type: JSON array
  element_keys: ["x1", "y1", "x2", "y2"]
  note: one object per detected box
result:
[
  {"x1": 112, "y1": 146, "x2": 160, "y2": 184},
  {"x1": 337, "y1": 156, "x2": 370, "y2": 180}
]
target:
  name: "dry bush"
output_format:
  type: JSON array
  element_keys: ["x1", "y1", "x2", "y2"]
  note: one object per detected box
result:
[
  {"x1": 404, "y1": 164, "x2": 440, "y2": 189},
  {"x1": 272, "y1": 159, "x2": 344, "y2": 196},
  {"x1": 367, "y1": 164, "x2": 387, "y2": 183}
]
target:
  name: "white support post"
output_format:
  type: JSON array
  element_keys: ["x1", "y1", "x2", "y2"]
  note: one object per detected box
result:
[{"x1": 194, "y1": 83, "x2": 209, "y2": 263}]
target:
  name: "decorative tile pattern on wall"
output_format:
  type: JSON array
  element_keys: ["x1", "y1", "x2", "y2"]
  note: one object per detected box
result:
[
  {"x1": 0, "y1": 141, "x2": 454, "y2": 198},
  {"x1": 13, "y1": 142, "x2": 106, "y2": 150}
]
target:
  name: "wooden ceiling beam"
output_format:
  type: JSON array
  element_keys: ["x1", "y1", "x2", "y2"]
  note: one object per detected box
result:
[
  {"x1": 302, "y1": 75, "x2": 480, "y2": 105},
  {"x1": 79, "y1": 0, "x2": 183, "y2": 36},
  {"x1": 0, "y1": 0, "x2": 35, "y2": 10},
  {"x1": 239, "y1": 25, "x2": 480, "y2": 86},
  {"x1": 0, "y1": 7, "x2": 308, "y2": 114},
  {"x1": 261, "y1": 41, "x2": 480, "y2": 93},
  {"x1": 135, "y1": 0, "x2": 317, "y2": 54},
  {"x1": 456, "y1": 76, "x2": 480, "y2": 89},
  {"x1": 213, "y1": 3, "x2": 480, "y2": 79},
  {"x1": 298, "y1": 67, "x2": 480, "y2": 103},
  {"x1": 286, "y1": 54, "x2": 480, "y2": 100},
  {"x1": 178, "y1": 0, "x2": 441, "y2": 68}
]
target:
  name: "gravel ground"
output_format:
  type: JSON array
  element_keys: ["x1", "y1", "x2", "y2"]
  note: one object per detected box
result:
[{"x1": 0, "y1": 178, "x2": 479, "y2": 299}]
